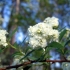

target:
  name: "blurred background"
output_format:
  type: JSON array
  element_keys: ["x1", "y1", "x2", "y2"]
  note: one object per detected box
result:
[{"x1": 0, "y1": 0, "x2": 70, "y2": 70}]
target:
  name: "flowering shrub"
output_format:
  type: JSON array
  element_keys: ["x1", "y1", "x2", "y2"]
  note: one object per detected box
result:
[{"x1": 0, "y1": 17, "x2": 70, "y2": 70}]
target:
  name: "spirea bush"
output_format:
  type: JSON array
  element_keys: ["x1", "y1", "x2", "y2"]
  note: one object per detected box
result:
[{"x1": 0, "y1": 17, "x2": 70, "y2": 70}]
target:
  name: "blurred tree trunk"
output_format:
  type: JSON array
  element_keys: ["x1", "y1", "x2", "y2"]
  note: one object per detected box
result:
[
  {"x1": 11, "y1": 0, "x2": 20, "y2": 44},
  {"x1": 8, "y1": 0, "x2": 20, "y2": 65}
]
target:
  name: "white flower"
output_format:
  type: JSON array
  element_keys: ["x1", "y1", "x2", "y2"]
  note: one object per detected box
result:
[
  {"x1": 29, "y1": 37, "x2": 39, "y2": 48},
  {"x1": 27, "y1": 17, "x2": 59, "y2": 48},
  {"x1": 40, "y1": 38, "x2": 47, "y2": 48},
  {"x1": 44, "y1": 17, "x2": 59, "y2": 28},
  {"x1": 51, "y1": 30, "x2": 59, "y2": 38},
  {"x1": 36, "y1": 22, "x2": 52, "y2": 37},
  {"x1": 48, "y1": 29, "x2": 59, "y2": 42},
  {"x1": 0, "y1": 29, "x2": 8, "y2": 46},
  {"x1": 28, "y1": 26, "x2": 38, "y2": 36},
  {"x1": 29, "y1": 37, "x2": 47, "y2": 48}
]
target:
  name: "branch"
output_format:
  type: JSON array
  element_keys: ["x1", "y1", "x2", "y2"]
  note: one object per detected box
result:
[{"x1": 0, "y1": 59, "x2": 70, "y2": 70}]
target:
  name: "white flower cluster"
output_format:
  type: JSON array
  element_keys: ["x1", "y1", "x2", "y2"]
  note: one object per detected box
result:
[
  {"x1": 27, "y1": 17, "x2": 59, "y2": 48},
  {"x1": 44, "y1": 17, "x2": 59, "y2": 28},
  {"x1": 0, "y1": 29, "x2": 8, "y2": 46}
]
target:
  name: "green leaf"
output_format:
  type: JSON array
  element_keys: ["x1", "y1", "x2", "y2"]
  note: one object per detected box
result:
[
  {"x1": 35, "y1": 55, "x2": 45, "y2": 62},
  {"x1": 59, "y1": 29, "x2": 67, "y2": 41},
  {"x1": 33, "y1": 48, "x2": 44, "y2": 58},
  {"x1": 27, "y1": 56, "x2": 37, "y2": 60},
  {"x1": 35, "y1": 47, "x2": 52, "y2": 61},
  {"x1": 64, "y1": 40, "x2": 70, "y2": 46},
  {"x1": 48, "y1": 41, "x2": 64, "y2": 49},
  {"x1": 20, "y1": 47, "x2": 43, "y2": 61},
  {"x1": 48, "y1": 42, "x2": 64, "y2": 54},
  {"x1": 64, "y1": 50, "x2": 70, "y2": 54},
  {"x1": 11, "y1": 51, "x2": 23, "y2": 58},
  {"x1": 45, "y1": 47, "x2": 54, "y2": 53},
  {"x1": 20, "y1": 49, "x2": 35, "y2": 61}
]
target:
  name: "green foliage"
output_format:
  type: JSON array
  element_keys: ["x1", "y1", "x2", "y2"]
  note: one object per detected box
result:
[
  {"x1": 20, "y1": 47, "x2": 44, "y2": 61},
  {"x1": 48, "y1": 41, "x2": 64, "y2": 49},
  {"x1": 48, "y1": 41, "x2": 65, "y2": 54},
  {"x1": 59, "y1": 29, "x2": 67, "y2": 41},
  {"x1": 57, "y1": 0, "x2": 67, "y2": 5},
  {"x1": 64, "y1": 40, "x2": 70, "y2": 46},
  {"x1": 20, "y1": 48, "x2": 35, "y2": 61},
  {"x1": 0, "y1": 47, "x2": 6, "y2": 53}
]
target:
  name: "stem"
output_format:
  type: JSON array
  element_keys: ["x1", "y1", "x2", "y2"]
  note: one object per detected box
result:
[
  {"x1": 0, "y1": 59, "x2": 70, "y2": 70},
  {"x1": 8, "y1": 42, "x2": 24, "y2": 55}
]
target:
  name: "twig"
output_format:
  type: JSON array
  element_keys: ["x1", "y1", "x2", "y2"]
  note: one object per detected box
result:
[{"x1": 0, "y1": 59, "x2": 70, "y2": 70}]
